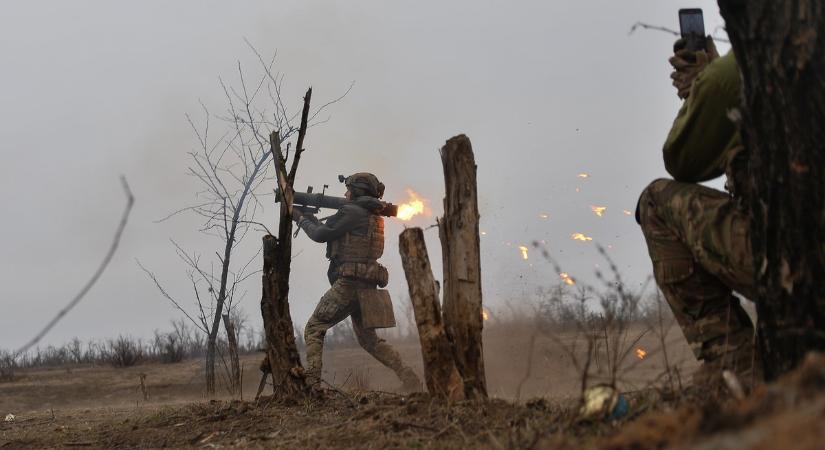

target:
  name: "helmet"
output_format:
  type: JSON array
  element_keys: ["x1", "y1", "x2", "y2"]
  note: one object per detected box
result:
[{"x1": 343, "y1": 172, "x2": 385, "y2": 198}]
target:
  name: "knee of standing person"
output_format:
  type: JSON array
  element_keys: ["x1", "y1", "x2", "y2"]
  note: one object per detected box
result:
[{"x1": 304, "y1": 318, "x2": 328, "y2": 341}]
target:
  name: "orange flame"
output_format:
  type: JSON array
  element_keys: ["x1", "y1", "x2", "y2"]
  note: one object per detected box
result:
[
  {"x1": 396, "y1": 189, "x2": 427, "y2": 221},
  {"x1": 560, "y1": 272, "x2": 575, "y2": 286},
  {"x1": 590, "y1": 206, "x2": 606, "y2": 217},
  {"x1": 518, "y1": 245, "x2": 529, "y2": 260},
  {"x1": 571, "y1": 233, "x2": 593, "y2": 241},
  {"x1": 636, "y1": 348, "x2": 647, "y2": 360}
]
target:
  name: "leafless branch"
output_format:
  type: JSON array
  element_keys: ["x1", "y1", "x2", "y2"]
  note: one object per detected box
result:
[
  {"x1": 15, "y1": 177, "x2": 134, "y2": 358},
  {"x1": 137, "y1": 259, "x2": 209, "y2": 334}
]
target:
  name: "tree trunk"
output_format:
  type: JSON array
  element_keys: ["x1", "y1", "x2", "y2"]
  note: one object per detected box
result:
[
  {"x1": 438, "y1": 134, "x2": 487, "y2": 398},
  {"x1": 222, "y1": 313, "x2": 241, "y2": 395},
  {"x1": 399, "y1": 228, "x2": 465, "y2": 401},
  {"x1": 258, "y1": 88, "x2": 312, "y2": 398},
  {"x1": 718, "y1": 0, "x2": 825, "y2": 379},
  {"x1": 260, "y1": 234, "x2": 306, "y2": 396},
  {"x1": 205, "y1": 341, "x2": 216, "y2": 394}
]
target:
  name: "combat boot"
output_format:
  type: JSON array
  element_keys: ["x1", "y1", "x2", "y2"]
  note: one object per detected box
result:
[
  {"x1": 693, "y1": 349, "x2": 763, "y2": 395},
  {"x1": 399, "y1": 368, "x2": 422, "y2": 393}
]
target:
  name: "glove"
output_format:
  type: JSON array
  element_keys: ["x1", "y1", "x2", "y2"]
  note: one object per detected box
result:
[{"x1": 669, "y1": 36, "x2": 719, "y2": 99}]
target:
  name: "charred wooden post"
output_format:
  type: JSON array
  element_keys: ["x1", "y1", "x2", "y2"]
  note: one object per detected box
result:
[
  {"x1": 399, "y1": 228, "x2": 465, "y2": 401},
  {"x1": 259, "y1": 88, "x2": 313, "y2": 397},
  {"x1": 719, "y1": 1, "x2": 825, "y2": 379},
  {"x1": 438, "y1": 134, "x2": 487, "y2": 398},
  {"x1": 260, "y1": 234, "x2": 306, "y2": 396},
  {"x1": 221, "y1": 313, "x2": 241, "y2": 395}
]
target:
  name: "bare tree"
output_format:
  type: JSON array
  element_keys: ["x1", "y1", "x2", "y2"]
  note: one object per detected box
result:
[{"x1": 143, "y1": 45, "x2": 351, "y2": 395}]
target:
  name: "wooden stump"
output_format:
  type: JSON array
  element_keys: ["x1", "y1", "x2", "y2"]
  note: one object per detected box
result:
[
  {"x1": 260, "y1": 234, "x2": 307, "y2": 397},
  {"x1": 221, "y1": 313, "x2": 241, "y2": 395},
  {"x1": 400, "y1": 228, "x2": 465, "y2": 401},
  {"x1": 438, "y1": 134, "x2": 487, "y2": 399}
]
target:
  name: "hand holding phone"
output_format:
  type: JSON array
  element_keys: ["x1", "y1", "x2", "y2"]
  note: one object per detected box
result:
[{"x1": 677, "y1": 8, "x2": 706, "y2": 52}]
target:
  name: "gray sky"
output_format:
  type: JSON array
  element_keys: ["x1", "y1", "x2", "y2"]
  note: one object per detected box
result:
[{"x1": 0, "y1": 1, "x2": 730, "y2": 350}]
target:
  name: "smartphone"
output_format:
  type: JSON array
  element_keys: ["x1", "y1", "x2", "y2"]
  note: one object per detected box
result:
[{"x1": 678, "y1": 8, "x2": 705, "y2": 52}]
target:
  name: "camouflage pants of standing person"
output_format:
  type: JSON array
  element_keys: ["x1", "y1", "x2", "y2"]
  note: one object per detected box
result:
[
  {"x1": 638, "y1": 178, "x2": 760, "y2": 381},
  {"x1": 304, "y1": 278, "x2": 420, "y2": 390}
]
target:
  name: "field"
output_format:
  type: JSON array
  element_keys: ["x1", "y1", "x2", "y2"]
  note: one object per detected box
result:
[{"x1": 2, "y1": 325, "x2": 824, "y2": 449}]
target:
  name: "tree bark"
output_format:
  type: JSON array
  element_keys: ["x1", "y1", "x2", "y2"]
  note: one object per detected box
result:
[
  {"x1": 259, "y1": 88, "x2": 313, "y2": 397},
  {"x1": 718, "y1": 0, "x2": 825, "y2": 379},
  {"x1": 222, "y1": 313, "x2": 241, "y2": 395},
  {"x1": 438, "y1": 134, "x2": 487, "y2": 398},
  {"x1": 260, "y1": 234, "x2": 306, "y2": 396},
  {"x1": 399, "y1": 228, "x2": 465, "y2": 401}
]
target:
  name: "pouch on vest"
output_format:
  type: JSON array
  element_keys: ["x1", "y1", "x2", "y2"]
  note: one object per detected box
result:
[{"x1": 357, "y1": 289, "x2": 396, "y2": 329}]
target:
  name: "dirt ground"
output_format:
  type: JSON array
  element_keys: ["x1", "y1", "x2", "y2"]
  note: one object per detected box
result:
[{"x1": 5, "y1": 328, "x2": 823, "y2": 449}]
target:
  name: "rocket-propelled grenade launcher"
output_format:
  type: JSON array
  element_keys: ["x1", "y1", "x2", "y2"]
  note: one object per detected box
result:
[{"x1": 274, "y1": 185, "x2": 399, "y2": 217}]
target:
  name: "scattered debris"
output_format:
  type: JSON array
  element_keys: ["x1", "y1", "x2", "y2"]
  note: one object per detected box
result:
[{"x1": 579, "y1": 385, "x2": 628, "y2": 421}]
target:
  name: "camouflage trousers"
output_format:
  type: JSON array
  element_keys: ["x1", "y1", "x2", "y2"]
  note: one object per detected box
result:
[
  {"x1": 638, "y1": 179, "x2": 758, "y2": 375},
  {"x1": 304, "y1": 278, "x2": 417, "y2": 387}
]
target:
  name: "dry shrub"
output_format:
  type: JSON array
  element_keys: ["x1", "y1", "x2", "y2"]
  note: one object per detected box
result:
[
  {"x1": 106, "y1": 335, "x2": 144, "y2": 368},
  {"x1": 153, "y1": 331, "x2": 186, "y2": 364},
  {"x1": 0, "y1": 350, "x2": 16, "y2": 382}
]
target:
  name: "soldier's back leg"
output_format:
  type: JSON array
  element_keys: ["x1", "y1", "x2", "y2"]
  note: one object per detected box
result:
[
  {"x1": 351, "y1": 310, "x2": 421, "y2": 391},
  {"x1": 638, "y1": 179, "x2": 759, "y2": 383},
  {"x1": 304, "y1": 279, "x2": 359, "y2": 386}
]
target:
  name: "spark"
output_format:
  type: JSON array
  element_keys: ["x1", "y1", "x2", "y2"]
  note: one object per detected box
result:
[
  {"x1": 571, "y1": 233, "x2": 593, "y2": 241},
  {"x1": 590, "y1": 205, "x2": 607, "y2": 217},
  {"x1": 636, "y1": 348, "x2": 647, "y2": 360},
  {"x1": 518, "y1": 245, "x2": 529, "y2": 260},
  {"x1": 577, "y1": 173, "x2": 590, "y2": 178},
  {"x1": 560, "y1": 272, "x2": 575, "y2": 286},
  {"x1": 539, "y1": 213, "x2": 550, "y2": 219},
  {"x1": 623, "y1": 209, "x2": 633, "y2": 216}
]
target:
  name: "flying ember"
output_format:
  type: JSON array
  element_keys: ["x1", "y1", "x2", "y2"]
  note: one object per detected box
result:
[
  {"x1": 635, "y1": 348, "x2": 647, "y2": 360},
  {"x1": 571, "y1": 233, "x2": 593, "y2": 241},
  {"x1": 539, "y1": 213, "x2": 550, "y2": 219},
  {"x1": 518, "y1": 245, "x2": 529, "y2": 260},
  {"x1": 590, "y1": 206, "x2": 606, "y2": 217},
  {"x1": 396, "y1": 189, "x2": 427, "y2": 221},
  {"x1": 623, "y1": 209, "x2": 633, "y2": 215},
  {"x1": 577, "y1": 173, "x2": 590, "y2": 178},
  {"x1": 482, "y1": 308, "x2": 491, "y2": 321},
  {"x1": 560, "y1": 272, "x2": 575, "y2": 285}
]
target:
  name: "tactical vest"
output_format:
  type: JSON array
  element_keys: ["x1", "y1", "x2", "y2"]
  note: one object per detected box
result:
[{"x1": 330, "y1": 214, "x2": 389, "y2": 287}]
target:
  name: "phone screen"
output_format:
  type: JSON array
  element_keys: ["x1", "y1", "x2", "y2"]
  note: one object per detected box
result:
[{"x1": 679, "y1": 8, "x2": 705, "y2": 37}]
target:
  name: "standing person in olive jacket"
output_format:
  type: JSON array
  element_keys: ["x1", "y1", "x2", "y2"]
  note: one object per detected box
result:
[
  {"x1": 637, "y1": 37, "x2": 761, "y2": 387},
  {"x1": 294, "y1": 172, "x2": 421, "y2": 391}
]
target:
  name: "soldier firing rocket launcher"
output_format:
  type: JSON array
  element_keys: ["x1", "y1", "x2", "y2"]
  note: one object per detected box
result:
[{"x1": 274, "y1": 175, "x2": 399, "y2": 218}]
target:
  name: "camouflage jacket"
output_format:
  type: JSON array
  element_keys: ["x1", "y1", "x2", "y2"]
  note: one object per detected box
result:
[{"x1": 663, "y1": 51, "x2": 743, "y2": 186}]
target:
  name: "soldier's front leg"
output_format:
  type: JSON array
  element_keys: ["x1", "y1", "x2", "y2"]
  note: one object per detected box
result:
[{"x1": 304, "y1": 281, "x2": 357, "y2": 385}]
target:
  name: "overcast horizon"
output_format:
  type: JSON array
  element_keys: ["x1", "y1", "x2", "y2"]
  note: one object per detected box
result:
[{"x1": 0, "y1": 1, "x2": 731, "y2": 351}]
